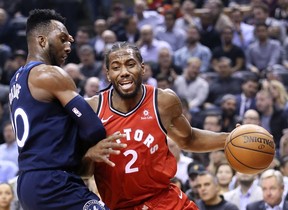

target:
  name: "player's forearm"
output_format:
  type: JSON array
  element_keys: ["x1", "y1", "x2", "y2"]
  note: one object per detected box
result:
[{"x1": 188, "y1": 127, "x2": 228, "y2": 152}]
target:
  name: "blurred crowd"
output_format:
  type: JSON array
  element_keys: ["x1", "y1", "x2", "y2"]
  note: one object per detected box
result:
[{"x1": 1, "y1": 0, "x2": 288, "y2": 209}]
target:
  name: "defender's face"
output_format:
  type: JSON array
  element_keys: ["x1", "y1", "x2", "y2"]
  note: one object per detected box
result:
[
  {"x1": 107, "y1": 48, "x2": 144, "y2": 99},
  {"x1": 48, "y1": 20, "x2": 74, "y2": 66}
]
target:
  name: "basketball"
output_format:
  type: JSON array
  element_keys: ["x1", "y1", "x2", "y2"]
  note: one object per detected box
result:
[{"x1": 224, "y1": 124, "x2": 275, "y2": 174}]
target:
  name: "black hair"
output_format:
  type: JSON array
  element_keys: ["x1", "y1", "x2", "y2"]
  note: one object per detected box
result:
[
  {"x1": 104, "y1": 42, "x2": 143, "y2": 69},
  {"x1": 26, "y1": 9, "x2": 66, "y2": 37}
]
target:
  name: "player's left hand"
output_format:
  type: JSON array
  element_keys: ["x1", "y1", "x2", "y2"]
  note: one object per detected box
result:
[{"x1": 84, "y1": 132, "x2": 127, "y2": 167}]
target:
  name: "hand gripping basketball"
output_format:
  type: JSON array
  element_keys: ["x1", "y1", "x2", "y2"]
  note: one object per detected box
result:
[{"x1": 224, "y1": 124, "x2": 275, "y2": 174}]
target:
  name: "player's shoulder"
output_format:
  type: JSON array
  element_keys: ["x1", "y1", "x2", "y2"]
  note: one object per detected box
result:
[
  {"x1": 31, "y1": 64, "x2": 68, "y2": 80},
  {"x1": 157, "y1": 88, "x2": 180, "y2": 102},
  {"x1": 85, "y1": 95, "x2": 100, "y2": 112}
]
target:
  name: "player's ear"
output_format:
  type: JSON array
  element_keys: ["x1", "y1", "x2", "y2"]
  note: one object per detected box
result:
[
  {"x1": 37, "y1": 35, "x2": 47, "y2": 48},
  {"x1": 141, "y1": 62, "x2": 145, "y2": 76},
  {"x1": 106, "y1": 69, "x2": 111, "y2": 82}
]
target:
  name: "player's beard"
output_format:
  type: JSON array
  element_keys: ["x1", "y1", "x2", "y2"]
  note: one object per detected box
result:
[{"x1": 112, "y1": 76, "x2": 142, "y2": 99}]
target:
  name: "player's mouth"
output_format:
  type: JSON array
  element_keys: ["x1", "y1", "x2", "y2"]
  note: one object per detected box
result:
[{"x1": 119, "y1": 81, "x2": 133, "y2": 90}]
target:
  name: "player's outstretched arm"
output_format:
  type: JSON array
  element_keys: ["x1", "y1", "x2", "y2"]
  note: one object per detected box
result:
[{"x1": 158, "y1": 88, "x2": 228, "y2": 152}]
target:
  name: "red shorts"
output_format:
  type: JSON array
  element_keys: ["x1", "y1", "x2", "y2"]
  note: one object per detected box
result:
[{"x1": 133, "y1": 183, "x2": 199, "y2": 210}]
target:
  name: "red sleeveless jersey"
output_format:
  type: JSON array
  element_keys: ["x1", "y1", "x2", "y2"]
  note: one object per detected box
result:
[{"x1": 94, "y1": 85, "x2": 177, "y2": 209}]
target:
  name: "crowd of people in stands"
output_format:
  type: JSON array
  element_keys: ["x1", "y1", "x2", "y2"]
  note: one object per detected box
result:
[{"x1": 1, "y1": 0, "x2": 288, "y2": 209}]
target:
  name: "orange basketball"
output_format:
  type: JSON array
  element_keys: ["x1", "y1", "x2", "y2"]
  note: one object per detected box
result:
[{"x1": 224, "y1": 124, "x2": 275, "y2": 174}]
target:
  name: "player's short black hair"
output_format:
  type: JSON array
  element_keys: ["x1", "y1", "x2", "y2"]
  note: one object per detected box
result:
[
  {"x1": 26, "y1": 9, "x2": 66, "y2": 37},
  {"x1": 104, "y1": 42, "x2": 143, "y2": 69}
]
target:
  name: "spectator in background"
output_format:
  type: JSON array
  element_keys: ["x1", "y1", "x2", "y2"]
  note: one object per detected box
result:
[
  {"x1": 203, "y1": 0, "x2": 233, "y2": 33},
  {"x1": 116, "y1": 15, "x2": 140, "y2": 44},
  {"x1": 78, "y1": 44, "x2": 102, "y2": 78},
  {"x1": 89, "y1": 18, "x2": 107, "y2": 61},
  {"x1": 247, "y1": 169, "x2": 288, "y2": 210},
  {"x1": 205, "y1": 57, "x2": 242, "y2": 108},
  {"x1": 0, "y1": 182, "x2": 14, "y2": 210},
  {"x1": 106, "y1": 2, "x2": 127, "y2": 39},
  {"x1": 215, "y1": 162, "x2": 236, "y2": 195},
  {"x1": 155, "y1": 9, "x2": 186, "y2": 51},
  {"x1": 63, "y1": 63, "x2": 85, "y2": 94},
  {"x1": 224, "y1": 172, "x2": 263, "y2": 210},
  {"x1": 133, "y1": 0, "x2": 164, "y2": 30},
  {"x1": 267, "y1": 79, "x2": 288, "y2": 116},
  {"x1": 218, "y1": 94, "x2": 240, "y2": 132},
  {"x1": 280, "y1": 132, "x2": 288, "y2": 158},
  {"x1": 198, "y1": 9, "x2": 222, "y2": 51},
  {"x1": 156, "y1": 73, "x2": 174, "y2": 90},
  {"x1": 66, "y1": 26, "x2": 91, "y2": 64},
  {"x1": 167, "y1": 137, "x2": 193, "y2": 189},
  {"x1": 235, "y1": 77, "x2": 259, "y2": 120},
  {"x1": 0, "y1": 121, "x2": 18, "y2": 167},
  {"x1": 175, "y1": 0, "x2": 201, "y2": 31},
  {"x1": 152, "y1": 47, "x2": 182, "y2": 83},
  {"x1": 143, "y1": 62, "x2": 157, "y2": 87},
  {"x1": 101, "y1": 29, "x2": 118, "y2": 56},
  {"x1": 246, "y1": 23, "x2": 282, "y2": 76},
  {"x1": 211, "y1": 26, "x2": 246, "y2": 72},
  {"x1": 137, "y1": 24, "x2": 172, "y2": 63},
  {"x1": 255, "y1": 89, "x2": 288, "y2": 157},
  {"x1": 0, "y1": 160, "x2": 18, "y2": 183},
  {"x1": 82, "y1": 77, "x2": 100, "y2": 98},
  {"x1": 195, "y1": 171, "x2": 239, "y2": 210},
  {"x1": 185, "y1": 162, "x2": 206, "y2": 202},
  {"x1": 174, "y1": 25, "x2": 212, "y2": 72},
  {"x1": 242, "y1": 109, "x2": 261, "y2": 125},
  {"x1": 1, "y1": 49, "x2": 27, "y2": 85},
  {"x1": 230, "y1": 7, "x2": 255, "y2": 53},
  {"x1": 252, "y1": 3, "x2": 286, "y2": 43},
  {"x1": 174, "y1": 57, "x2": 209, "y2": 112}
]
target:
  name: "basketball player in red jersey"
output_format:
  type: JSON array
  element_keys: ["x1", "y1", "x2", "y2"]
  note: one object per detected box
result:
[{"x1": 85, "y1": 42, "x2": 229, "y2": 210}]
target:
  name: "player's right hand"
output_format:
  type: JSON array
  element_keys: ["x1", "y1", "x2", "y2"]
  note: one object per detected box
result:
[{"x1": 84, "y1": 132, "x2": 127, "y2": 167}]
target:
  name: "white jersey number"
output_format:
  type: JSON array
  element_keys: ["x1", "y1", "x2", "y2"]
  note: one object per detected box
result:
[
  {"x1": 11, "y1": 108, "x2": 30, "y2": 148},
  {"x1": 123, "y1": 149, "x2": 139, "y2": 173}
]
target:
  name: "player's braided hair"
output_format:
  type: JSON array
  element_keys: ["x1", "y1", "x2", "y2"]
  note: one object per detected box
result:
[{"x1": 104, "y1": 42, "x2": 143, "y2": 69}]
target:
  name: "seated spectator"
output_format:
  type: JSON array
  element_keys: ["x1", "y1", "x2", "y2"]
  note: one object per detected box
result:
[
  {"x1": 185, "y1": 162, "x2": 206, "y2": 202},
  {"x1": 89, "y1": 18, "x2": 107, "y2": 61},
  {"x1": 0, "y1": 182, "x2": 14, "y2": 210},
  {"x1": 242, "y1": 109, "x2": 261, "y2": 125},
  {"x1": 195, "y1": 171, "x2": 239, "y2": 210},
  {"x1": 246, "y1": 23, "x2": 282, "y2": 76},
  {"x1": 167, "y1": 137, "x2": 193, "y2": 188},
  {"x1": 202, "y1": 0, "x2": 233, "y2": 33},
  {"x1": 66, "y1": 26, "x2": 91, "y2": 64},
  {"x1": 230, "y1": 7, "x2": 255, "y2": 53},
  {"x1": 171, "y1": 176, "x2": 184, "y2": 192},
  {"x1": 207, "y1": 150, "x2": 226, "y2": 175},
  {"x1": 256, "y1": 89, "x2": 288, "y2": 157},
  {"x1": 251, "y1": 3, "x2": 286, "y2": 43},
  {"x1": 133, "y1": 0, "x2": 164, "y2": 30},
  {"x1": 152, "y1": 47, "x2": 182, "y2": 83},
  {"x1": 137, "y1": 24, "x2": 172, "y2": 63},
  {"x1": 235, "y1": 77, "x2": 259, "y2": 120},
  {"x1": 205, "y1": 57, "x2": 242, "y2": 108},
  {"x1": 174, "y1": 57, "x2": 209, "y2": 112},
  {"x1": 116, "y1": 15, "x2": 140, "y2": 44},
  {"x1": 155, "y1": 9, "x2": 186, "y2": 51},
  {"x1": 246, "y1": 169, "x2": 288, "y2": 210},
  {"x1": 63, "y1": 63, "x2": 85, "y2": 94},
  {"x1": 174, "y1": 0, "x2": 201, "y2": 31},
  {"x1": 211, "y1": 26, "x2": 246, "y2": 72},
  {"x1": 78, "y1": 44, "x2": 102, "y2": 78},
  {"x1": 174, "y1": 25, "x2": 212, "y2": 72},
  {"x1": 224, "y1": 172, "x2": 263, "y2": 210},
  {"x1": 143, "y1": 62, "x2": 157, "y2": 87},
  {"x1": 215, "y1": 162, "x2": 236, "y2": 195},
  {"x1": 155, "y1": 73, "x2": 174, "y2": 90},
  {"x1": 82, "y1": 77, "x2": 100, "y2": 98},
  {"x1": 267, "y1": 79, "x2": 288, "y2": 116},
  {"x1": 280, "y1": 131, "x2": 288, "y2": 158},
  {"x1": 0, "y1": 121, "x2": 18, "y2": 167},
  {"x1": 0, "y1": 160, "x2": 18, "y2": 183}
]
